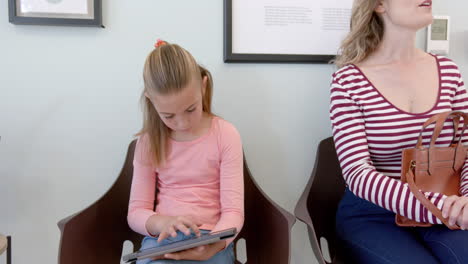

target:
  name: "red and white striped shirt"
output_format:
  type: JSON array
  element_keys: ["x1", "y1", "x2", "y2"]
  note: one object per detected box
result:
[{"x1": 330, "y1": 55, "x2": 468, "y2": 224}]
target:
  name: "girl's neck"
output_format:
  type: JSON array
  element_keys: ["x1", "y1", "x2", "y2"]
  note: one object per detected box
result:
[{"x1": 170, "y1": 113, "x2": 213, "y2": 142}]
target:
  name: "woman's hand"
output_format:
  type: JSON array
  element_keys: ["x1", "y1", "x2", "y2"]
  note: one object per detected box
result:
[
  {"x1": 156, "y1": 240, "x2": 226, "y2": 261},
  {"x1": 145, "y1": 215, "x2": 202, "y2": 242},
  {"x1": 442, "y1": 195, "x2": 468, "y2": 230}
]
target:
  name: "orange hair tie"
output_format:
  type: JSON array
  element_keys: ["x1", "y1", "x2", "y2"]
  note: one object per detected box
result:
[{"x1": 154, "y1": 39, "x2": 167, "y2": 48}]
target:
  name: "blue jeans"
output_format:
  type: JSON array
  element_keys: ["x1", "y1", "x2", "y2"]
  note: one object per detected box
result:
[
  {"x1": 136, "y1": 230, "x2": 235, "y2": 264},
  {"x1": 336, "y1": 188, "x2": 468, "y2": 264}
]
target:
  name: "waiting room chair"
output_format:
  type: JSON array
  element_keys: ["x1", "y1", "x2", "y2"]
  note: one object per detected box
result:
[
  {"x1": 58, "y1": 140, "x2": 296, "y2": 263},
  {"x1": 294, "y1": 137, "x2": 346, "y2": 264}
]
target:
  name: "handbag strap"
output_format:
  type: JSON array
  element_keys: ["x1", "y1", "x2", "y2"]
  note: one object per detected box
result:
[
  {"x1": 415, "y1": 111, "x2": 468, "y2": 175},
  {"x1": 406, "y1": 168, "x2": 460, "y2": 230},
  {"x1": 416, "y1": 111, "x2": 466, "y2": 148}
]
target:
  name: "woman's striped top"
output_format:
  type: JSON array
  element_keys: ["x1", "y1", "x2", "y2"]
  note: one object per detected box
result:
[{"x1": 329, "y1": 55, "x2": 468, "y2": 224}]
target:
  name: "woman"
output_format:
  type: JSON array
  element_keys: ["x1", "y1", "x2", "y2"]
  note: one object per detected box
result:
[{"x1": 330, "y1": 0, "x2": 468, "y2": 263}]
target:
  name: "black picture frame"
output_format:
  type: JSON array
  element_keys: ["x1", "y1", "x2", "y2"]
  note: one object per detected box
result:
[
  {"x1": 8, "y1": 0, "x2": 103, "y2": 27},
  {"x1": 223, "y1": 0, "x2": 336, "y2": 63}
]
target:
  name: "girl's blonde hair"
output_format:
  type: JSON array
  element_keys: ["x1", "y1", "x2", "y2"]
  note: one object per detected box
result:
[
  {"x1": 137, "y1": 42, "x2": 213, "y2": 166},
  {"x1": 334, "y1": 0, "x2": 384, "y2": 68}
]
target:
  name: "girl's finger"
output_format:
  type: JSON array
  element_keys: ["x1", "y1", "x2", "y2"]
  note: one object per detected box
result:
[
  {"x1": 158, "y1": 226, "x2": 177, "y2": 243},
  {"x1": 169, "y1": 225, "x2": 178, "y2": 238},
  {"x1": 195, "y1": 245, "x2": 206, "y2": 252},
  {"x1": 157, "y1": 231, "x2": 169, "y2": 243},
  {"x1": 164, "y1": 252, "x2": 183, "y2": 260},
  {"x1": 175, "y1": 223, "x2": 192, "y2": 236},
  {"x1": 181, "y1": 218, "x2": 201, "y2": 236}
]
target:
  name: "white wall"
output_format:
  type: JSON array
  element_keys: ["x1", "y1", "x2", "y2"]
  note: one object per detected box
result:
[{"x1": 0, "y1": 1, "x2": 467, "y2": 263}]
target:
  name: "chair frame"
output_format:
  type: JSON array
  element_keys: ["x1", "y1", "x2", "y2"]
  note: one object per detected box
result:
[{"x1": 295, "y1": 137, "x2": 346, "y2": 264}]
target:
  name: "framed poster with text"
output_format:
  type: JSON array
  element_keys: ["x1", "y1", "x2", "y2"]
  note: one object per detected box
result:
[{"x1": 224, "y1": 0, "x2": 353, "y2": 63}]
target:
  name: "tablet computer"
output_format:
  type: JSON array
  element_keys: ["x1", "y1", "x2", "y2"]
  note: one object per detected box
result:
[{"x1": 122, "y1": 228, "x2": 237, "y2": 263}]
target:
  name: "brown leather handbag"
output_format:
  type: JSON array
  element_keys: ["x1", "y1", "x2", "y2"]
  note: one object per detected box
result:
[{"x1": 396, "y1": 111, "x2": 466, "y2": 229}]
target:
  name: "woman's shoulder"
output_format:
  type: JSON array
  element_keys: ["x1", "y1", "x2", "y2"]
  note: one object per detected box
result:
[
  {"x1": 433, "y1": 54, "x2": 464, "y2": 82},
  {"x1": 434, "y1": 54, "x2": 462, "y2": 71},
  {"x1": 331, "y1": 64, "x2": 363, "y2": 85},
  {"x1": 330, "y1": 64, "x2": 367, "y2": 98},
  {"x1": 433, "y1": 53, "x2": 455, "y2": 63}
]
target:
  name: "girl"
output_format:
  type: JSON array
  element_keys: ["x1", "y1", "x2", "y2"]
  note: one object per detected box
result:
[
  {"x1": 330, "y1": 0, "x2": 468, "y2": 263},
  {"x1": 128, "y1": 40, "x2": 244, "y2": 264}
]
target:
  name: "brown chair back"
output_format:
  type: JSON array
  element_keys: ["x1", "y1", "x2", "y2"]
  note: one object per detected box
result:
[{"x1": 58, "y1": 140, "x2": 143, "y2": 263}]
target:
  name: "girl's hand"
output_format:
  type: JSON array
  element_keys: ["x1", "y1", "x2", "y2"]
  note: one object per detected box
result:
[
  {"x1": 158, "y1": 240, "x2": 226, "y2": 261},
  {"x1": 442, "y1": 195, "x2": 468, "y2": 230},
  {"x1": 157, "y1": 215, "x2": 202, "y2": 242},
  {"x1": 146, "y1": 215, "x2": 202, "y2": 242}
]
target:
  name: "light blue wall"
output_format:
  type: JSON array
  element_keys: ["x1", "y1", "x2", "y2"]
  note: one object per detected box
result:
[{"x1": 0, "y1": 1, "x2": 466, "y2": 263}]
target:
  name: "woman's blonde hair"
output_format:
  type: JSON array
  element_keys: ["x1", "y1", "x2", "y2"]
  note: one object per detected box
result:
[
  {"x1": 137, "y1": 42, "x2": 213, "y2": 166},
  {"x1": 334, "y1": 0, "x2": 384, "y2": 68}
]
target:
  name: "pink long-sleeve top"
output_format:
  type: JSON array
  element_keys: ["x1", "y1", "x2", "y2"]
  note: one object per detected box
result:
[
  {"x1": 330, "y1": 55, "x2": 468, "y2": 224},
  {"x1": 127, "y1": 116, "x2": 244, "y2": 245}
]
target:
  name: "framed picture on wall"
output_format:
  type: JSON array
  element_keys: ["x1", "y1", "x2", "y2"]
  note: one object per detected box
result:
[
  {"x1": 224, "y1": 0, "x2": 353, "y2": 63},
  {"x1": 8, "y1": 0, "x2": 103, "y2": 27}
]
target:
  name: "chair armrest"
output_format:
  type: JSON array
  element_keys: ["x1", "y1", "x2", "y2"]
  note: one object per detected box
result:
[
  {"x1": 57, "y1": 212, "x2": 80, "y2": 232},
  {"x1": 295, "y1": 174, "x2": 314, "y2": 228},
  {"x1": 58, "y1": 196, "x2": 137, "y2": 263}
]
